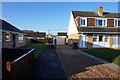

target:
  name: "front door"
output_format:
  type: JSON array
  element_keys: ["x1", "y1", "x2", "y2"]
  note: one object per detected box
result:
[
  {"x1": 79, "y1": 34, "x2": 87, "y2": 48},
  {"x1": 13, "y1": 34, "x2": 15, "y2": 47},
  {"x1": 98, "y1": 35, "x2": 104, "y2": 47}
]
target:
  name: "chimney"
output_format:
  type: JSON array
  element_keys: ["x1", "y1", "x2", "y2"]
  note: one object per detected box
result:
[{"x1": 97, "y1": 7, "x2": 103, "y2": 16}]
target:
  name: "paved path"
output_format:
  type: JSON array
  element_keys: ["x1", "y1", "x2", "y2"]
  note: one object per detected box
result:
[
  {"x1": 56, "y1": 45, "x2": 120, "y2": 79},
  {"x1": 22, "y1": 45, "x2": 66, "y2": 79}
]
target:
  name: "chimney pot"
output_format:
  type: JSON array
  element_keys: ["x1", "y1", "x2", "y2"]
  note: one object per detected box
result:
[{"x1": 97, "y1": 7, "x2": 103, "y2": 16}]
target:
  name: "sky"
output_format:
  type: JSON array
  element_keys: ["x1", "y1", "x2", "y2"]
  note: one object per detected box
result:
[{"x1": 2, "y1": 2, "x2": 119, "y2": 35}]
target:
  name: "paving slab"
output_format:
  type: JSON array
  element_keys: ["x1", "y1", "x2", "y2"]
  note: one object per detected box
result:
[{"x1": 22, "y1": 45, "x2": 66, "y2": 79}]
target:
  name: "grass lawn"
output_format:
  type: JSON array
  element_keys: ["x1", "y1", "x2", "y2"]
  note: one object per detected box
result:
[
  {"x1": 81, "y1": 49, "x2": 120, "y2": 66},
  {"x1": 23, "y1": 43, "x2": 48, "y2": 58}
]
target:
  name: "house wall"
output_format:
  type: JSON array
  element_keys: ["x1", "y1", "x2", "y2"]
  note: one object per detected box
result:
[
  {"x1": 76, "y1": 17, "x2": 80, "y2": 26},
  {"x1": 67, "y1": 12, "x2": 79, "y2": 35},
  {"x1": 2, "y1": 32, "x2": 13, "y2": 48},
  {"x1": 68, "y1": 33, "x2": 80, "y2": 46},
  {"x1": 87, "y1": 34, "x2": 93, "y2": 48},
  {"x1": 2, "y1": 32, "x2": 25, "y2": 48},
  {"x1": 15, "y1": 34, "x2": 26, "y2": 48}
]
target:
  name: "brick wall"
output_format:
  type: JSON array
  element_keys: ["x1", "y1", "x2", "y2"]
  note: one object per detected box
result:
[
  {"x1": 76, "y1": 17, "x2": 80, "y2": 26},
  {"x1": 87, "y1": 18, "x2": 95, "y2": 26},
  {"x1": 107, "y1": 19, "x2": 114, "y2": 27},
  {"x1": 2, "y1": 32, "x2": 25, "y2": 48},
  {"x1": 68, "y1": 33, "x2": 80, "y2": 46},
  {"x1": 15, "y1": 34, "x2": 26, "y2": 48},
  {"x1": 87, "y1": 34, "x2": 93, "y2": 48}
]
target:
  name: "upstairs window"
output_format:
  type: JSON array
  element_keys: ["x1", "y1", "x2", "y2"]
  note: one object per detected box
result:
[
  {"x1": 6, "y1": 32, "x2": 10, "y2": 41},
  {"x1": 80, "y1": 18, "x2": 86, "y2": 26},
  {"x1": 118, "y1": 20, "x2": 120, "y2": 27},
  {"x1": 95, "y1": 19, "x2": 106, "y2": 27},
  {"x1": 114, "y1": 19, "x2": 120, "y2": 27}
]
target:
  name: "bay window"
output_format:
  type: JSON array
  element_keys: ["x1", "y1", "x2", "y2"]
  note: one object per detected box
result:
[
  {"x1": 112, "y1": 35, "x2": 120, "y2": 47},
  {"x1": 93, "y1": 35, "x2": 97, "y2": 42}
]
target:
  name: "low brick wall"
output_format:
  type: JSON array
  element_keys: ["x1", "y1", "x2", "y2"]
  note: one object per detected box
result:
[{"x1": 2, "y1": 48, "x2": 35, "y2": 79}]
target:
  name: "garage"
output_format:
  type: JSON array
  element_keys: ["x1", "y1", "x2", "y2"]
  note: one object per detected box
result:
[
  {"x1": 56, "y1": 36, "x2": 66, "y2": 45},
  {"x1": 56, "y1": 32, "x2": 67, "y2": 45}
]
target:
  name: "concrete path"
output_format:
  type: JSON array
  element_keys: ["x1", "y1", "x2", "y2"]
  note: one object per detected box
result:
[
  {"x1": 56, "y1": 45, "x2": 120, "y2": 79},
  {"x1": 22, "y1": 45, "x2": 66, "y2": 79}
]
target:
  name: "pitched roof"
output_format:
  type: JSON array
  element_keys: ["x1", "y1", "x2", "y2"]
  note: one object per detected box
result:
[
  {"x1": 72, "y1": 11, "x2": 120, "y2": 18},
  {"x1": 23, "y1": 30, "x2": 46, "y2": 37},
  {"x1": 58, "y1": 32, "x2": 67, "y2": 36},
  {"x1": 0, "y1": 19, "x2": 25, "y2": 34},
  {"x1": 77, "y1": 27, "x2": 120, "y2": 34}
]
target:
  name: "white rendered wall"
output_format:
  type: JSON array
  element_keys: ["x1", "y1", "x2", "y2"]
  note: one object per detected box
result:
[{"x1": 67, "y1": 11, "x2": 78, "y2": 35}]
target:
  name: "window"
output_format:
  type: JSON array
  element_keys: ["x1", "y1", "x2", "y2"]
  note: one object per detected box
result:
[
  {"x1": 112, "y1": 35, "x2": 120, "y2": 47},
  {"x1": 93, "y1": 35, "x2": 97, "y2": 42},
  {"x1": 114, "y1": 19, "x2": 120, "y2": 27},
  {"x1": 95, "y1": 19, "x2": 106, "y2": 27},
  {"x1": 19, "y1": 34, "x2": 24, "y2": 42},
  {"x1": 6, "y1": 33, "x2": 10, "y2": 41},
  {"x1": 99, "y1": 35, "x2": 103, "y2": 42},
  {"x1": 104, "y1": 35, "x2": 108, "y2": 42},
  {"x1": 115, "y1": 20, "x2": 117, "y2": 27},
  {"x1": 0, "y1": 32, "x2": 1, "y2": 41},
  {"x1": 104, "y1": 20, "x2": 106, "y2": 26},
  {"x1": 80, "y1": 18, "x2": 86, "y2": 26},
  {"x1": 118, "y1": 20, "x2": 120, "y2": 27}
]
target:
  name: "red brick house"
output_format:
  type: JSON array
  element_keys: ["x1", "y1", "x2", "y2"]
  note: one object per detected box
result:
[
  {"x1": 67, "y1": 7, "x2": 120, "y2": 49},
  {"x1": 0, "y1": 20, "x2": 26, "y2": 48}
]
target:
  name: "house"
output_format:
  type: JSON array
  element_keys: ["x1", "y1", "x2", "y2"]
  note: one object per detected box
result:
[
  {"x1": 0, "y1": 19, "x2": 26, "y2": 48},
  {"x1": 23, "y1": 30, "x2": 46, "y2": 39},
  {"x1": 56, "y1": 32, "x2": 67, "y2": 45},
  {"x1": 67, "y1": 7, "x2": 120, "y2": 49}
]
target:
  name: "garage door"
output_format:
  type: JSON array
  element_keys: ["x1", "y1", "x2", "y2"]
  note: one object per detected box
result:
[{"x1": 56, "y1": 36, "x2": 65, "y2": 45}]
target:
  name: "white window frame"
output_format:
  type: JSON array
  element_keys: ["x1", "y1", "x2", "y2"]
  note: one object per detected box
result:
[
  {"x1": 80, "y1": 17, "x2": 87, "y2": 27},
  {"x1": 19, "y1": 34, "x2": 24, "y2": 43},
  {"x1": 0, "y1": 32, "x2": 2, "y2": 42},
  {"x1": 112, "y1": 35, "x2": 120, "y2": 48},
  {"x1": 95, "y1": 18, "x2": 107, "y2": 27},
  {"x1": 6, "y1": 32, "x2": 10, "y2": 41},
  {"x1": 114, "y1": 19, "x2": 120, "y2": 27}
]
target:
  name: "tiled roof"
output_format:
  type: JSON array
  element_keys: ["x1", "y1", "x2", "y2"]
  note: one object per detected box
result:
[
  {"x1": 0, "y1": 19, "x2": 25, "y2": 34},
  {"x1": 58, "y1": 32, "x2": 67, "y2": 36},
  {"x1": 72, "y1": 11, "x2": 120, "y2": 18},
  {"x1": 77, "y1": 27, "x2": 120, "y2": 34}
]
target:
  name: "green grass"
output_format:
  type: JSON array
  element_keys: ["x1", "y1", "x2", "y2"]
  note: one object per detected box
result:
[
  {"x1": 81, "y1": 49, "x2": 120, "y2": 66},
  {"x1": 23, "y1": 43, "x2": 48, "y2": 58}
]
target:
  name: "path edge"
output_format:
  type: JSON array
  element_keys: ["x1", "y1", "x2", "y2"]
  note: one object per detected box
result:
[{"x1": 75, "y1": 50, "x2": 120, "y2": 71}]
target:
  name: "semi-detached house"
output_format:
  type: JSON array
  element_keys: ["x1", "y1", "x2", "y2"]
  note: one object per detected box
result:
[{"x1": 67, "y1": 7, "x2": 120, "y2": 49}]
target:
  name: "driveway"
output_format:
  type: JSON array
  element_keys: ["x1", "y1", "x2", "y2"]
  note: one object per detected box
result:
[
  {"x1": 22, "y1": 45, "x2": 66, "y2": 79},
  {"x1": 56, "y1": 45, "x2": 119, "y2": 79}
]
